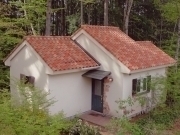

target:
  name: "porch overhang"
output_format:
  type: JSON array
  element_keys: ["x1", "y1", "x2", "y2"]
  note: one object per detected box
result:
[{"x1": 82, "y1": 70, "x2": 111, "y2": 80}]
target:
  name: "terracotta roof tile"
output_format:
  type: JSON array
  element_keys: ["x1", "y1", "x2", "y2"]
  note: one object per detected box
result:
[
  {"x1": 81, "y1": 25, "x2": 176, "y2": 71},
  {"x1": 25, "y1": 36, "x2": 99, "y2": 71}
]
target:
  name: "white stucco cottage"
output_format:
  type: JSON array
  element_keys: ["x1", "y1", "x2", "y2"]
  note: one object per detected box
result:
[{"x1": 4, "y1": 25, "x2": 176, "y2": 117}]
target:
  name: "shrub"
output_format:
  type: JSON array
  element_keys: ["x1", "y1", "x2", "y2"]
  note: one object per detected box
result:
[
  {"x1": 0, "y1": 83, "x2": 73, "y2": 135},
  {"x1": 0, "y1": 82, "x2": 102, "y2": 135},
  {"x1": 69, "y1": 119, "x2": 101, "y2": 135}
]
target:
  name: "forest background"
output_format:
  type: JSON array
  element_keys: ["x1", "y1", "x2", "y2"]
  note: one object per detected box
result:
[{"x1": 1, "y1": 0, "x2": 180, "y2": 134}]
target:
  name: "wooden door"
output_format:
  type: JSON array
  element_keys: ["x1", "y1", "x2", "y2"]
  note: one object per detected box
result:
[{"x1": 92, "y1": 79, "x2": 103, "y2": 112}]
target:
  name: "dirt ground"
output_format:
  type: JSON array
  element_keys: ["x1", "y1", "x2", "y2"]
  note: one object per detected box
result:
[{"x1": 167, "y1": 118, "x2": 180, "y2": 135}]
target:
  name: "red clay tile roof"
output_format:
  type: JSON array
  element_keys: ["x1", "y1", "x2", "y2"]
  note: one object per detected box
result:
[
  {"x1": 22, "y1": 36, "x2": 99, "y2": 71},
  {"x1": 136, "y1": 41, "x2": 176, "y2": 68},
  {"x1": 81, "y1": 25, "x2": 176, "y2": 71}
]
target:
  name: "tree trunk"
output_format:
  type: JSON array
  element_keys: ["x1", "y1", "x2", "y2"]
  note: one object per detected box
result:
[
  {"x1": 61, "y1": 0, "x2": 65, "y2": 35},
  {"x1": 175, "y1": 18, "x2": 180, "y2": 71},
  {"x1": 81, "y1": 0, "x2": 84, "y2": 25},
  {"x1": 22, "y1": 0, "x2": 36, "y2": 35},
  {"x1": 123, "y1": 0, "x2": 133, "y2": 35},
  {"x1": 88, "y1": 5, "x2": 91, "y2": 24},
  {"x1": 45, "y1": 0, "x2": 52, "y2": 36},
  {"x1": 159, "y1": 16, "x2": 163, "y2": 47},
  {"x1": 104, "y1": 0, "x2": 108, "y2": 26}
]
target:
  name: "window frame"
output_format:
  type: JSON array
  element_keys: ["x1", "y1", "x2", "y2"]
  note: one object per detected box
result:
[
  {"x1": 132, "y1": 76, "x2": 151, "y2": 96},
  {"x1": 20, "y1": 74, "x2": 35, "y2": 86},
  {"x1": 132, "y1": 79, "x2": 137, "y2": 95},
  {"x1": 147, "y1": 75, "x2": 151, "y2": 92}
]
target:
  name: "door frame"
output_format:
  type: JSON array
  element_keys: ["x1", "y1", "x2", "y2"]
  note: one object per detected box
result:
[{"x1": 91, "y1": 79, "x2": 104, "y2": 113}]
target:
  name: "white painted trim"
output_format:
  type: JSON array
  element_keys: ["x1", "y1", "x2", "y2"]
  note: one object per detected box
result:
[
  {"x1": 72, "y1": 29, "x2": 130, "y2": 74},
  {"x1": 4, "y1": 40, "x2": 54, "y2": 74},
  {"x1": 72, "y1": 29, "x2": 84, "y2": 40},
  {"x1": 48, "y1": 66, "x2": 100, "y2": 75},
  {"x1": 129, "y1": 63, "x2": 175, "y2": 74},
  {"x1": 5, "y1": 41, "x2": 27, "y2": 66}
]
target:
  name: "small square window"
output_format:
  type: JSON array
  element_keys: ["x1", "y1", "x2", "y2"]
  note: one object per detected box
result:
[
  {"x1": 132, "y1": 76, "x2": 151, "y2": 96},
  {"x1": 20, "y1": 74, "x2": 35, "y2": 86}
]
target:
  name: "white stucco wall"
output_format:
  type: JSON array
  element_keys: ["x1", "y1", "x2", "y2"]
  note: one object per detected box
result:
[
  {"x1": 48, "y1": 71, "x2": 92, "y2": 117},
  {"x1": 122, "y1": 68, "x2": 166, "y2": 116},
  {"x1": 75, "y1": 34, "x2": 124, "y2": 117},
  {"x1": 10, "y1": 45, "x2": 49, "y2": 103},
  {"x1": 123, "y1": 68, "x2": 166, "y2": 99},
  {"x1": 9, "y1": 44, "x2": 91, "y2": 117},
  {"x1": 75, "y1": 33, "x2": 167, "y2": 117}
]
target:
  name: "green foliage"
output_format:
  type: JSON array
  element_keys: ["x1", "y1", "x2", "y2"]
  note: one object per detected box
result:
[
  {"x1": 0, "y1": 0, "x2": 47, "y2": 89},
  {"x1": 165, "y1": 69, "x2": 180, "y2": 107},
  {"x1": 110, "y1": 107, "x2": 179, "y2": 135},
  {"x1": 110, "y1": 116, "x2": 143, "y2": 135},
  {"x1": 116, "y1": 96, "x2": 134, "y2": 110},
  {"x1": 66, "y1": 13, "x2": 80, "y2": 34},
  {"x1": 0, "y1": 83, "x2": 73, "y2": 135},
  {"x1": 110, "y1": 73, "x2": 180, "y2": 134},
  {"x1": 154, "y1": 0, "x2": 180, "y2": 22},
  {"x1": 69, "y1": 119, "x2": 101, "y2": 135},
  {"x1": 0, "y1": 81, "x2": 102, "y2": 135},
  {"x1": 80, "y1": 0, "x2": 97, "y2": 4},
  {"x1": 135, "y1": 105, "x2": 180, "y2": 135},
  {"x1": 11, "y1": 0, "x2": 46, "y2": 35},
  {"x1": 149, "y1": 108, "x2": 178, "y2": 126}
]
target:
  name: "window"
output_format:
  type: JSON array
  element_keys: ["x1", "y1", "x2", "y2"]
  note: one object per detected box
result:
[
  {"x1": 132, "y1": 79, "x2": 137, "y2": 95},
  {"x1": 20, "y1": 74, "x2": 35, "y2": 86},
  {"x1": 143, "y1": 78, "x2": 147, "y2": 91},
  {"x1": 132, "y1": 76, "x2": 151, "y2": 95},
  {"x1": 132, "y1": 79, "x2": 141, "y2": 95},
  {"x1": 147, "y1": 75, "x2": 151, "y2": 92},
  {"x1": 137, "y1": 79, "x2": 141, "y2": 92}
]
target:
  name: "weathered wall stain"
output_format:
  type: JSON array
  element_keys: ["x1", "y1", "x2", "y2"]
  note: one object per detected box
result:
[{"x1": 103, "y1": 77, "x2": 110, "y2": 115}]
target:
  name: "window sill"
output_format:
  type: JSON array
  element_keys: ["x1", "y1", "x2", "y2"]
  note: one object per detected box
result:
[{"x1": 132, "y1": 91, "x2": 150, "y2": 97}]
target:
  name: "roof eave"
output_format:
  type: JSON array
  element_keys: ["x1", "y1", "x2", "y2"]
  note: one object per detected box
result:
[
  {"x1": 71, "y1": 28, "x2": 84, "y2": 40},
  {"x1": 128, "y1": 63, "x2": 176, "y2": 74},
  {"x1": 4, "y1": 40, "x2": 54, "y2": 74},
  {"x1": 3, "y1": 38, "x2": 27, "y2": 64},
  {"x1": 47, "y1": 66, "x2": 100, "y2": 75},
  {"x1": 4, "y1": 40, "x2": 27, "y2": 66}
]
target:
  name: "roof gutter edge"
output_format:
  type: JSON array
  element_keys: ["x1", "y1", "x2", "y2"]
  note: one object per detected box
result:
[
  {"x1": 47, "y1": 66, "x2": 100, "y2": 75},
  {"x1": 128, "y1": 63, "x2": 176, "y2": 74}
]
